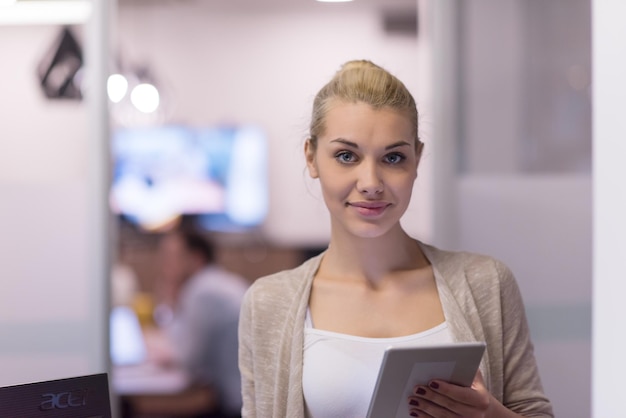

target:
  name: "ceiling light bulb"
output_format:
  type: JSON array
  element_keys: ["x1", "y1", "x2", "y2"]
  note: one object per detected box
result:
[
  {"x1": 107, "y1": 74, "x2": 128, "y2": 103},
  {"x1": 0, "y1": 1, "x2": 92, "y2": 25},
  {"x1": 130, "y1": 83, "x2": 160, "y2": 113}
]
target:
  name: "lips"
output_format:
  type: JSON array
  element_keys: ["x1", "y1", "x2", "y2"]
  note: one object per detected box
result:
[{"x1": 349, "y1": 201, "x2": 391, "y2": 217}]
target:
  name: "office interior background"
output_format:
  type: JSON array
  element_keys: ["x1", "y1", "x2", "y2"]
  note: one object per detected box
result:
[{"x1": 0, "y1": 0, "x2": 624, "y2": 417}]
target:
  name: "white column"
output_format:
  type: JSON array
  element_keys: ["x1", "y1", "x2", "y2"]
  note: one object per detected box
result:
[
  {"x1": 429, "y1": 0, "x2": 460, "y2": 249},
  {"x1": 592, "y1": 1, "x2": 626, "y2": 416}
]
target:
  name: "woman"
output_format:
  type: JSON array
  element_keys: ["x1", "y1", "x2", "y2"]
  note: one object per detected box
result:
[{"x1": 238, "y1": 60, "x2": 553, "y2": 418}]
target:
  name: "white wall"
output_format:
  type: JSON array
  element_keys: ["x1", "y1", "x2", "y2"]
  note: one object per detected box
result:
[
  {"x1": 592, "y1": 1, "x2": 626, "y2": 415},
  {"x1": 115, "y1": 2, "x2": 433, "y2": 247},
  {"x1": 0, "y1": 2, "x2": 110, "y2": 387}
]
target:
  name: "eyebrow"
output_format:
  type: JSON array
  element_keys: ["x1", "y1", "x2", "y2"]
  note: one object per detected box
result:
[{"x1": 329, "y1": 138, "x2": 412, "y2": 150}]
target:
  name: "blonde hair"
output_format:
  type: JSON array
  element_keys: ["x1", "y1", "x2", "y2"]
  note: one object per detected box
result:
[{"x1": 308, "y1": 60, "x2": 420, "y2": 151}]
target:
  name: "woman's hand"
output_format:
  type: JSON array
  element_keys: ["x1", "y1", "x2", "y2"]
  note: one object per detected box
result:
[{"x1": 407, "y1": 371, "x2": 493, "y2": 418}]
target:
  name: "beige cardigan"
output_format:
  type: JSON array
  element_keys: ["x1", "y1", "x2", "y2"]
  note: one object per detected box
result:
[{"x1": 238, "y1": 242, "x2": 554, "y2": 417}]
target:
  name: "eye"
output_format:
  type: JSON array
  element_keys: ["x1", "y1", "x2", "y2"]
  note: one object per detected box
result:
[
  {"x1": 384, "y1": 152, "x2": 406, "y2": 164},
  {"x1": 335, "y1": 150, "x2": 358, "y2": 164}
]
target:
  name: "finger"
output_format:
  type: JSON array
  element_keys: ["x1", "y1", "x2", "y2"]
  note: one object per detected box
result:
[
  {"x1": 408, "y1": 396, "x2": 451, "y2": 418},
  {"x1": 411, "y1": 369, "x2": 490, "y2": 415},
  {"x1": 409, "y1": 408, "x2": 436, "y2": 418},
  {"x1": 421, "y1": 379, "x2": 490, "y2": 415},
  {"x1": 413, "y1": 381, "x2": 475, "y2": 405},
  {"x1": 427, "y1": 378, "x2": 485, "y2": 406},
  {"x1": 411, "y1": 386, "x2": 469, "y2": 417}
]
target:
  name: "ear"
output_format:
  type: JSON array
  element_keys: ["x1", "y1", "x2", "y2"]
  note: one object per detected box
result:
[
  {"x1": 304, "y1": 139, "x2": 319, "y2": 179},
  {"x1": 416, "y1": 141, "x2": 425, "y2": 167}
]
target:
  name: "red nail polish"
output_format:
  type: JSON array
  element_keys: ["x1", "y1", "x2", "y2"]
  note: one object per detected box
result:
[
  {"x1": 429, "y1": 381, "x2": 439, "y2": 389},
  {"x1": 409, "y1": 399, "x2": 419, "y2": 406},
  {"x1": 415, "y1": 387, "x2": 426, "y2": 395}
]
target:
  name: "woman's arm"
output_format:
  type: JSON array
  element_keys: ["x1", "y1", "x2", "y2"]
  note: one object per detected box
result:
[{"x1": 405, "y1": 255, "x2": 553, "y2": 417}]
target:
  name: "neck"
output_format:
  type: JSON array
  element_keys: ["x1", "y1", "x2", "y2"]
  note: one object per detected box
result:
[{"x1": 321, "y1": 224, "x2": 427, "y2": 284}]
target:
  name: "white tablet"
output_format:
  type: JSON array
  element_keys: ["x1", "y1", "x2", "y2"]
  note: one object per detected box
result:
[{"x1": 366, "y1": 341, "x2": 486, "y2": 418}]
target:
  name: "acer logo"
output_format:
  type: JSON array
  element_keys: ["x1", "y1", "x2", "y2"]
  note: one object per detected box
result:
[{"x1": 39, "y1": 389, "x2": 89, "y2": 410}]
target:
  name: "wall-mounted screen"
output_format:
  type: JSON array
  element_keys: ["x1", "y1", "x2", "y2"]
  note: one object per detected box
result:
[{"x1": 110, "y1": 124, "x2": 268, "y2": 231}]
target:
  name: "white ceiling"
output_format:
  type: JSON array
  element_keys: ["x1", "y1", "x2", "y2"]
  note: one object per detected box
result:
[
  {"x1": 0, "y1": 0, "x2": 417, "y2": 27},
  {"x1": 119, "y1": 0, "x2": 417, "y2": 14}
]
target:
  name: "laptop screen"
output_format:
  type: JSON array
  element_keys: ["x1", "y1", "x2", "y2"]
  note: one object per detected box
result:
[{"x1": 0, "y1": 373, "x2": 111, "y2": 418}]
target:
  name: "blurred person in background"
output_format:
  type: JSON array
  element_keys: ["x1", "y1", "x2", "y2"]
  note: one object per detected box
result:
[{"x1": 154, "y1": 227, "x2": 249, "y2": 418}]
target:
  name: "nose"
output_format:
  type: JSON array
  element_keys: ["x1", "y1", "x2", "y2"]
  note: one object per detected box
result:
[{"x1": 356, "y1": 160, "x2": 383, "y2": 195}]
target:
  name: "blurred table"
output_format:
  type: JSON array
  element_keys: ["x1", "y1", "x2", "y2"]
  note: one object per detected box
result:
[
  {"x1": 112, "y1": 327, "x2": 218, "y2": 418},
  {"x1": 113, "y1": 362, "x2": 190, "y2": 396}
]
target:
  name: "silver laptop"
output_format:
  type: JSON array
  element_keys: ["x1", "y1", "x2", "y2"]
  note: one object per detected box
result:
[{"x1": 0, "y1": 373, "x2": 112, "y2": 418}]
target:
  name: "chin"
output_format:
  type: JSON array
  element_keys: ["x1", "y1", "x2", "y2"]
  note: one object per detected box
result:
[{"x1": 331, "y1": 210, "x2": 402, "y2": 239}]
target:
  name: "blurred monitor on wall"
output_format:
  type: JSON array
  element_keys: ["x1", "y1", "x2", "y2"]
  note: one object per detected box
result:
[{"x1": 110, "y1": 124, "x2": 268, "y2": 232}]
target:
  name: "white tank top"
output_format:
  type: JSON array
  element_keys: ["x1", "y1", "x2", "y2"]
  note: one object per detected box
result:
[{"x1": 302, "y1": 309, "x2": 453, "y2": 418}]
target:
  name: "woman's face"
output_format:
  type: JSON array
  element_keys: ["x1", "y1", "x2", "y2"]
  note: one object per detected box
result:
[{"x1": 306, "y1": 100, "x2": 421, "y2": 239}]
